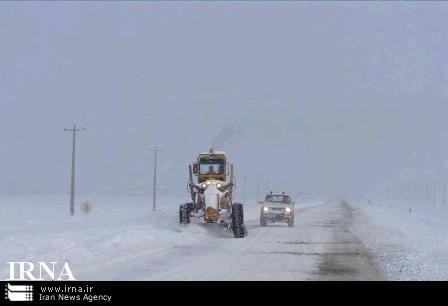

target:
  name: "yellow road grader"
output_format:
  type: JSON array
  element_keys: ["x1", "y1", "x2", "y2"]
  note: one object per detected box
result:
[{"x1": 179, "y1": 148, "x2": 247, "y2": 238}]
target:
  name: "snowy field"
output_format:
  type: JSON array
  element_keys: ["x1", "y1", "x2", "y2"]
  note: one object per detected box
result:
[
  {"x1": 0, "y1": 194, "x2": 447, "y2": 280},
  {"x1": 0, "y1": 194, "x2": 207, "y2": 280},
  {"x1": 352, "y1": 200, "x2": 448, "y2": 280}
]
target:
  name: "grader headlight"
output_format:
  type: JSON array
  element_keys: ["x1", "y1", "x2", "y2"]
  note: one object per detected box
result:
[
  {"x1": 263, "y1": 206, "x2": 269, "y2": 212},
  {"x1": 285, "y1": 207, "x2": 291, "y2": 213}
]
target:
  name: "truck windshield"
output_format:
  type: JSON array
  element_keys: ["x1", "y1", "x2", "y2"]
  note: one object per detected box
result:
[
  {"x1": 266, "y1": 195, "x2": 290, "y2": 203},
  {"x1": 199, "y1": 159, "x2": 224, "y2": 175}
]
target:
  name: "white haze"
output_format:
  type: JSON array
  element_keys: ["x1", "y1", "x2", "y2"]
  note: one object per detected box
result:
[{"x1": 1, "y1": 2, "x2": 448, "y2": 200}]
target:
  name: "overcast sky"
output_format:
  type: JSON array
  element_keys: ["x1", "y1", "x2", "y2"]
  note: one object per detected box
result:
[{"x1": 1, "y1": 2, "x2": 448, "y2": 198}]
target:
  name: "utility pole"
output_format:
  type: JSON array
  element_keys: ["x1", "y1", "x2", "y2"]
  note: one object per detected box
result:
[
  {"x1": 442, "y1": 179, "x2": 446, "y2": 206},
  {"x1": 64, "y1": 124, "x2": 85, "y2": 216},
  {"x1": 149, "y1": 145, "x2": 163, "y2": 211},
  {"x1": 433, "y1": 179, "x2": 437, "y2": 206},
  {"x1": 414, "y1": 182, "x2": 418, "y2": 204},
  {"x1": 425, "y1": 182, "x2": 430, "y2": 204}
]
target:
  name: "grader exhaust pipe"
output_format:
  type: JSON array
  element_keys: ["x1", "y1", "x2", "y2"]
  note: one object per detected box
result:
[{"x1": 188, "y1": 164, "x2": 196, "y2": 206}]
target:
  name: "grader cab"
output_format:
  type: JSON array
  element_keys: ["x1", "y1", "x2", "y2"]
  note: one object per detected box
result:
[{"x1": 179, "y1": 148, "x2": 247, "y2": 238}]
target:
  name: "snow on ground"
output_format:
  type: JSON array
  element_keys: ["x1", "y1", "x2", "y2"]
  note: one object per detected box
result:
[
  {"x1": 0, "y1": 194, "x2": 210, "y2": 280},
  {"x1": 1, "y1": 194, "x2": 447, "y2": 280},
  {"x1": 352, "y1": 199, "x2": 448, "y2": 280},
  {"x1": 0, "y1": 195, "x2": 333, "y2": 280}
]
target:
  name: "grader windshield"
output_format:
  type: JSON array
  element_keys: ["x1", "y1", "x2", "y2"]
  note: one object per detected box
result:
[
  {"x1": 195, "y1": 149, "x2": 227, "y2": 183},
  {"x1": 199, "y1": 159, "x2": 225, "y2": 175}
]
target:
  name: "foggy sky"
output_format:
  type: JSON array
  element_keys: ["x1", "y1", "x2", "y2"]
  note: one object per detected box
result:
[{"x1": 1, "y1": 2, "x2": 448, "y2": 198}]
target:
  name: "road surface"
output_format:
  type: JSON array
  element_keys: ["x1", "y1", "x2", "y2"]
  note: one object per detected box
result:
[{"x1": 76, "y1": 199, "x2": 385, "y2": 280}]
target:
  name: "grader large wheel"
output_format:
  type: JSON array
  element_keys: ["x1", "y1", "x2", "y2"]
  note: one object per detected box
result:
[
  {"x1": 179, "y1": 203, "x2": 193, "y2": 224},
  {"x1": 231, "y1": 203, "x2": 245, "y2": 238}
]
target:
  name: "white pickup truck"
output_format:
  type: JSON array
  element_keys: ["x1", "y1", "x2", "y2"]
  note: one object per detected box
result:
[{"x1": 259, "y1": 192, "x2": 295, "y2": 227}]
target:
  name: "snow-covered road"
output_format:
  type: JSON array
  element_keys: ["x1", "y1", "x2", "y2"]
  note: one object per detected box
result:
[
  {"x1": 3, "y1": 194, "x2": 445, "y2": 281},
  {"x1": 1, "y1": 195, "x2": 387, "y2": 280},
  {"x1": 125, "y1": 199, "x2": 384, "y2": 281}
]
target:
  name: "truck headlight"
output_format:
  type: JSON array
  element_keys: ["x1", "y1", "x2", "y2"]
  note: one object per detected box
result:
[
  {"x1": 217, "y1": 183, "x2": 221, "y2": 188},
  {"x1": 263, "y1": 207, "x2": 269, "y2": 212},
  {"x1": 285, "y1": 207, "x2": 291, "y2": 213},
  {"x1": 202, "y1": 183, "x2": 207, "y2": 188}
]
